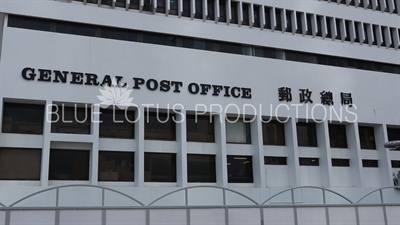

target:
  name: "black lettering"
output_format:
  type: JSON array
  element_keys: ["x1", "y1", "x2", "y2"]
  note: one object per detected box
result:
[
  {"x1": 211, "y1": 85, "x2": 223, "y2": 96},
  {"x1": 241, "y1": 88, "x2": 252, "y2": 99},
  {"x1": 115, "y1": 76, "x2": 127, "y2": 87},
  {"x1": 101, "y1": 75, "x2": 112, "y2": 86},
  {"x1": 146, "y1": 79, "x2": 158, "y2": 91},
  {"x1": 200, "y1": 84, "x2": 212, "y2": 95},
  {"x1": 170, "y1": 81, "x2": 183, "y2": 93},
  {"x1": 53, "y1": 70, "x2": 68, "y2": 83},
  {"x1": 21, "y1": 67, "x2": 36, "y2": 80},
  {"x1": 132, "y1": 77, "x2": 145, "y2": 89},
  {"x1": 160, "y1": 80, "x2": 171, "y2": 92},
  {"x1": 223, "y1": 86, "x2": 231, "y2": 97},
  {"x1": 38, "y1": 69, "x2": 52, "y2": 82},
  {"x1": 188, "y1": 83, "x2": 200, "y2": 94},
  {"x1": 70, "y1": 72, "x2": 84, "y2": 84},
  {"x1": 84, "y1": 73, "x2": 100, "y2": 86},
  {"x1": 231, "y1": 87, "x2": 240, "y2": 98}
]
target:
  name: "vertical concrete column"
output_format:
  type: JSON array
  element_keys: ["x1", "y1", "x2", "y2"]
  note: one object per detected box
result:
[
  {"x1": 286, "y1": 118, "x2": 300, "y2": 187},
  {"x1": 317, "y1": 120, "x2": 333, "y2": 188},
  {"x1": 40, "y1": 100, "x2": 53, "y2": 187},
  {"x1": 347, "y1": 122, "x2": 364, "y2": 187},
  {"x1": 90, "y1": 104, "x2": 100, "y2": 185},
  {"x1": 252, "y1": 115, "x2": 266, "y2": 188},
  {"x1": 215, "y1": 113, "x2": 228, "y2": 187},
  {"x1": 135, "y1": 105, "x2": 145, "y2": 187},
  {"x1": 176, "y1": 110, "x2": 188, "y2": 187},
  {"x1": 375, "y1": 124, "x2": 392, "y2": 186}
]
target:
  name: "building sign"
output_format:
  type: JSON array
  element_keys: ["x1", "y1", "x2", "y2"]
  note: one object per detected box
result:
[{"x1": 21, "y1": 67, "x2": 252, "y2": 99}]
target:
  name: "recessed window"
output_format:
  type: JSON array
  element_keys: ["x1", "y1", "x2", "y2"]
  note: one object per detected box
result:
[
  {"x1": 145, "y1": 153, "x2": 176, "y2": 182},
  {"x1": 253, "y1": 5, "x2": 260, "y2": 28},
  {"x1": 299, "y1": 157, "x2": 319, "y2": 166},
  {"x1": 227, "y1": 155, "x2": 253, "y2": 183},
  {"x1": 297, "y1": 122, "x2": 318, "y2": 147},
  {"x1": 264, "y1": 156, "x2": 287, "y2": 165},
  {"x1": 242, "y1": 3, "x2": 250, "y2": 26},
  {"x1": 218, "y1": 0, "x2": 227, "y2": 22},
  {"x1": 187, "y1": 115, "x2": 215, "y2": 142},
  {"x1": 262, "y1": 120, "x2": 285, "y2": 145},
  {"x1": 187, "y1": 154, "x2": 216, "y2": 183},
  {"x1": 145, "y1": 111, "x2": 176, "y2": 141},
  {"x1": 391, "y1": 160, "x2": 400, "y2": 168},
  {"x1": 359, "y1": 126, "x2": 376, "y2": 149},
  {"x1": 329, "y1": 124, "x2": 348, "y2": 148},
  {"x1": 387, "y1": 127, "x2": 400, "y2": 141},
  {"x1": 182, "y1": 0, "x2": 191, "y2": 17},
  {"x1": 0, "y1": 148, "x2": 41, "y2": 180},
  {"x1": 169, "y1": 0, "x2": 178, "y2": 15},
  {"x1": 100, "y1": 108, "x2": 135, "y2": 139},
  {"x1": 362, "y1": 159, "x2": 379, "y2": 168},
  {"x1": 226, "y1": 118, "x2": 251, "y2": 144},
  {"x1": 98, "y1": 151, "x2": 134, "y2": 182},
  {"x1": 51, "y1": 105, "x2": 91, "y2": 134},
  {"x1": 332, "y1": 158, "x2": 350, "y2": 167},
  {"x1": 2, "y1": 103, "x2": 44, "y2": 134},
  {"x1": 49, "y1": 149, "x2": 90, "y2": 180},
  {"x1": 194, "y1": 0, "x2": 203, "y2": 19},
  {"x1": 206, "y1": 0, "x2": 215, "y2": 20},
  {"x1": 230, "y1": 1, "x2": 238, "y2": 24}
]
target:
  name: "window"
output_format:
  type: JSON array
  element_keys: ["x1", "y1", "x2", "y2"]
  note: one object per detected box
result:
[
  {"x1": 262, "y1": 120, "x2": 285, "y2": 145},
  {"x1": 170, "y1": 0, "x2": 178, "y2": 15},
  {"x1": 187, "y1": 154, "x2": 216, "y2": 182},
  {"x1": 207, "y1": 0, "x2": 215, "y2": 20},
  {"x1": 182, "y1": 0, "x2": 191, "y2": 17},
  {"x1": 242, "y1": 3, "x2": 249, "y2": 26},
  {"x1": 275, "y1": 8, "x2": 283, "y2": 31},
  {"x1": 306, "y1": 13, "x2": 313, "y2": 35},
  {"x1": 264, "y1": 156, "x2": 287, "y2": 165},
  {"x1": 359, "y1": 126, "x2": 376, "y2": 149},
  {"x1": 156, "y1": 0, "x2": 166, "y2": 13},
  {"x1": 299, "y1": 158, "x2": 319, "y2": 166},
  {"x1": 226, "y1": 118, "x2": 251, "y2": 144},
  {"x1": 264, "y1": 7, "x2": 272, "y2": 29},
  {"x1": 98, "y1": 151, "x2": 134, "y2": 182},
  {"x1": 285, "y1": 10, "x2": 293, "y2": 32},
  {"x1": 115, "y1": 0, "x2": 126, "y2": 8},
  {"x1": 253, "y1": 5, "x2": 260, "y2": 28},
  {"x1": 329, "y1": 124, "x2": 348, "y2": 148},
  {"x1": 227, "y1": 155, "x2": 253, "y2": 183},
  {"x1": 194, "y1": 0, "x2": 203, "y2": 19},
  {"x1": 100, "y1": 108, "x2": 135, "y2": 139},
  {"x1": 2, "y1": 103, "x2": 44, "y2": 134},
  {"x1": 296, "y1": 12, "x2": 303, "y2": 34},
  {"x1": 0, "y1": 148, "x2": 41, "y2": 180},
  {"x1": 362, "y1": 159, "x2": 379, "y2": 168},
  {"x1": 218, "y1": 0, "x2": 227, "y2": 22},
  {"x1": 187, "y1": 115, "x2": 214, "y2": 142},
  {"x1": 387, "y1": 127, "x2": 400, "y2": 141},
  {"x1": 326, "y1": 17, "x2": 332, "y2": 38},
  {"x1": 335, "y1": 18, "x2": 342, "y2": 40},
  {"x1": 391, "y1": 160, "x2": 400, "y2": 168},
  {"x1": 49, "y1": 149, "x2": 90, "y2": 180},
  {"x1": 145, "y1": 111, "x2": 176, "y2": 141},
  {"x1": 332, "y1": 158, "x2": 350, "y2": 167},
  {"x1": 129, "y1": 0, "x2": 140, "y2": 10},
  {"x1": 51, "y1": 105, "x2": 91, "y2": 134},
  {"x1": 230, "y1": 1, "x2": 238, "y2": 24},
  {"x1": 316, "y1": 15, "x2": 323, "y2": 37},
  {"x1": 145, "y1": 153, "x2": 176, "y2": 182},
  {"x1": 296, "y1": 122, "x2": 318, "y2": 147}
]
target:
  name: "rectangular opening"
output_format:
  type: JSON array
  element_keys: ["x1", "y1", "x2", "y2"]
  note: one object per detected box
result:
[
  {"x1": 98, "y1": 151, "x2": 134, "y2": 181},
  {"x1": 0, "y1": 148, "x2": 41, "y2": 180},
  {"x1": 218, "y1": 0, "x2": 227, "y2": 22},
  {"x1": 264, "y1": 156, "x2": 287, "y2": 165},
  {"x1": 226, "y1": 118, "x2": 251, "y2": 144},
  {"x1": 187, "y1": 154, "x2": 216, "y2": 182},
  {"x1": 387, "y1": 127, "x2": 400, "y2": 142},
  {"x1": 329, "y1": 124, "x2": 348, "y2": 148},
  {"x1": 230, "y1": 1, "x2": 238, "y2": 24},
  {"x1": 296, "y1": 12, "x2": 303, "y2": 34},
  {"x1": 306, "y1": 13, "x2": 313, "y2": 35},
  {"x1": 227, "y1": 155, "x2": 253, "y2": 183},
  {"x1": 345, "y1": 20, "x2": 351, "y2": 41},
  {"x1": 207, "y1": 0, "x2": 215, "y2": 20},
  {"x1": 362, "y1": 159, "x2": 379, "y2": 168},
  {"x1": 170, "y1": 0, "x2": 178, "y2": 15},
  {"x1": 359, "y1": 126, "x2": 376, "y2": 149},
  {"x1": 264, "y1": 6, "x2": 272, "y2": 29},
  {"x1": 275, "y1": 8, "x2": 283, "y2": 31},
  {"x1": 156, "y1": 0, "x2": 166, "y2": 13},
  {"x1": 326, "y1": 17, "x2": 332, "y2": 38},
  {"x1": 332, "y1": 158, "x2": 350, "y2": 167},
  {"x1": 182, "y1": 0, "x2": 191, "y2": 17},
  {"x1": 145, "y1": 111, "x2": 176, "y2": 141},
  {"x1": 262, "y1": 120, "x2": 285, "y2": 145},
  {"x1": 316, "y1": 15, "x2": 323, "y2": 37},
  {"x1": 296, "y1": 122, "x2": 318, "y2": 147},
  {"x1": 51, "y1": 105, "x2": 91, "y2": 134},
  {"x1": 253, "y1": 5, "x2": 261, "y2": 28},
  {"x1": 100, "y1": 108, "x2": 135, "y2": 139},
  {"x1": 49, "y1": 149, "x2": 90, "y2": 180},
  {"x1": 187, "y1": 115, "x2": 215, "y2": 142},
  {"x1": 299, "y1": 157, "x2": 319, "y2": 166},
  {"x1": 242, "y1": 3, "x2": 250, "y2": 26},
  {"x1": 194, "y1": 0, "x2": 203, "y2": 19},
  {"x1": 2, "y1": 102, "x2": 44, "y2": 135},
  {"x1": 145, "y1": 153, "x2": 176, "y2": 182}
]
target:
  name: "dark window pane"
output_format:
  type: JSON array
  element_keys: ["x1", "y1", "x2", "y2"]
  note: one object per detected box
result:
[
  {"x1": 227, "y1": 155, "x2": 253, "y2": 183},
  {"x1": 187, "y1": 154, "x2": 216, "y2": 182},
  {"x1": 115, "y1": 0, "x2": 126, "y2": 8},
  {"x1": 332, "y1": 158, "x2": 350, "y2": 167},
  {"x1": 170, "y1": 0, "x2": 178, "y2": 15},
  {"x1": 49, "y1": 149, "x2": 90, "y2": 180},
  {"x1": 230, "y1": 1, "x2": 238, "y2": 24},
  {"x1": 329, "y1": 124, "x2": 348, "y2": 148},
  {"x1": 264, "y1": 157, "x2": 287, "y2": 165},
  {"x1": 2, "y1": 103, "x2": 44, "y2": 134},
  {"x1": 0, "y1": 148, "x2": 41, "y2": 180},
  {"x1": 51, "y1": 105, "x2": 91, "y2": 134},
  {"x1": 275, "y1": 8, "x2": 282, "y2": 31},
  {"x1": 98, "y1": 151, "x2": 134, "y2": 181},
  {"x1": 218, "y1": 0, "x2": 227, "y2": 22},
  {"x1": 145, "y1": 153, "x2": 176, "y2": 182},
  {"x1": 156, "y1": 0, "x2": 166, "y2": 13},
  {"x1": 306, "y1": 14, "x2": 312, "y2": 35},
  {"x1": 226, "y1": 118, "x2": 251, "y2": 144},
  {"x1": 182, "y1": 0, "x2": 191, "y2": 17},
  {"x1": 194, "y1": 0, "x2": 203, "y2": 19},
  {"x1": 253, "y1": 5, "x2": 260, "y2": 28},
  {"x1": 297, "y1": 122, "x2": 318, "y2": 147},
  {"x1": 262, "y1": 120, "x2": 285, "y2": 145},
  {"x1": 299, "y1": 158, "x2": 319, "y2": 166},
  {"x1": 316, "y1": 15, "x2": 323, "y2": 37},
  {"x1": 392, "y1": 160, "x2": 400, "y2": 168},
  {"x1": 187, "y1": 115, "x2": 215, "y2": 142},
  {"x1": 129, "y1": 0, "x2": 140, "y2": 10},
  {"x1": 362, "y1": 159, "x2": 379, "y2": 167},
  {"x1": 242, "y1": 3, "x2": 249, "y2": 26},
  {"x1": 100, "y1": 108, "x2": 135, "y2": 139},
  {"x1": 56, "y1": 21, "x2": 96, "y2": 37},
  {"x1": 264, "y1": 7, "x2": 272, "y2": 29},
  {"x1": 8, "y1": 15, "x2": 51, "y2": 31},
  {"x1": 359, "y1": 126, "x2": 376, "y2": 149},
  {"x1": 207, "y1": 0, "x2": 215, "y2": 20},
  {"x1": 387, "y1": 128, "x2": 400, "y2": 141},
  {"x1": 285, "y1": 10, "x2": 292, "y2": 32},
  {"x1": 145, "y1": 111, "x2": 176, "y2": 141}
]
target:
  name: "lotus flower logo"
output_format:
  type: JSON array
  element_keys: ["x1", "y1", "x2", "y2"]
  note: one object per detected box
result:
[{"x1": 97, "y1": 78, "x2": 134, "y2": 109}]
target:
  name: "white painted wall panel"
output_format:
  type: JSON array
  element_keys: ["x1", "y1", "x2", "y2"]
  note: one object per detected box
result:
[
  {"x1": 59, "y1": 210, "x2": 102, "y2": 225},
  {"x1": 228, "y1": 208, "x2": 261, "y2": 225},
  {"x1": 331, "y1": 167, "x2": 354, "y2": 187},
  {"x1": 263, "y1": 208, "x2": 294, "y2": 225},
  {"x1": 10, "y1": 210, "x2": 55, "y2": 225},
  {"x1": 358, "y1": 206, "x2": 385, "y2": 225},
  {"x1": 297, "y1": 208, "x2": 326, "y2": 225},
  {"x1": 190, "y1": 208, "x2": 225, "y2": 225},
  {"x1": 149, "y1": 209, "x2": 186, "y2": 225},
  {"x1": 0, "y1": 211, "x2": 5, "y2": 225},
  {"x1": 386, "y1": 206, "x2": 400, "y2": 225},
  {"x1": 328, "y1": 207, "x2": 357, "y2": 225},
  {"x1": 105, "y1": 209, "x2": 146, "y2": 225}
]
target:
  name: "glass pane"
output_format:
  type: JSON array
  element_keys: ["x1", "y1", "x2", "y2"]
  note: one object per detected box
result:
[
  {"x1": 51, "y1": 105, "x2": 91, "y2": 134},
  {"x1": 2, "y1": 103, "x2": 44, "y2": 134},
  {"x1": 145, "y1": 153, "x2": 176, "y2": 182},
  {"x1": 145, "y1": 111, "x2": 176, "y2": 141},
  {"x1": 296, "y1": 122, "x2": 318, "y2": 147},
  {"x1": 187, "y1": 154, "x2": 216, "y2": 182},
  {"x1": 227, "y1": 155, "x2": 253, "y2": 183},
  {"x1": 359, "y1": 126, "x2": 376, "y2": 149},
  {"x1": 329, "y1": 124, "x2": 348, "y2": 148},
  {"x1": 49, "y1": 149, "x2": 90, "y2": 180},
  {"x1": 226, "y1": 119, "x2": 251, "y2": 144},
  {"x1": 98, "y1": 151, "x2": 134, "y2": 181},
  {"x1": 262, "y1": 120, "x2": 285, "y2": 145},
  {"x1": 0, "y1": 148, "x2": 41, "y2": 180},
  {"x1": 187, "y1": 115, "x2": 215, "y2": 142},
  {"x1": 100, "y1": 108, "x2": 135, "y2": 139}
]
